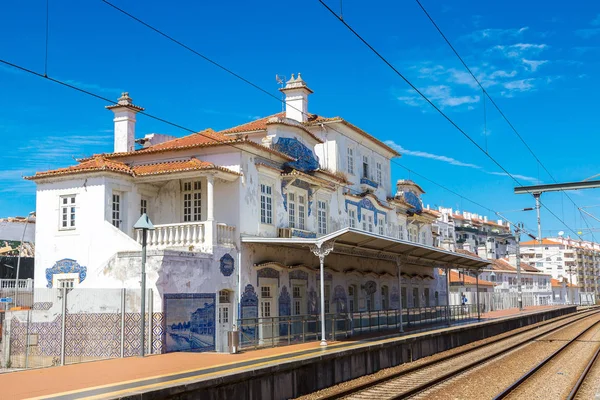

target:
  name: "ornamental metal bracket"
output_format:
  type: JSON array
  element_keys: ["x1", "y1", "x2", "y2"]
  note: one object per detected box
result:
[{"x1": 310, "y1": 240, "x2": 335, "y2": 261}]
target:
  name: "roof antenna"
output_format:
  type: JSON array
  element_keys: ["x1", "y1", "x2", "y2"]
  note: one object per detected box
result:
[{"x1": 276, "y1": 74, "x2": 286, "y2": 113}]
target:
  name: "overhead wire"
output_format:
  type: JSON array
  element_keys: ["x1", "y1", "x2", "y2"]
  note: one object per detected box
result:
[
  {"x1": 315, "y1": 0, "x2": 583, "y2": 240},
  {"x1": 413, "y1": 0, "x2": 596, "y2": 242},
  {"x1": 0, "y1": 1, "x2": 541, "y2": 239}
]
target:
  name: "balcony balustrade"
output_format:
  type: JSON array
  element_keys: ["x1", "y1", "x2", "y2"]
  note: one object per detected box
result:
[{"x1": 135, "y1": 221, "x2": 236, "y2": 250}]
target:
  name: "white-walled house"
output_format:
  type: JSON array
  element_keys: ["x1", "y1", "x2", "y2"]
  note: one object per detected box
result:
[{"x1": 26, "y1": 75, "x2": 487, "y2": 353}]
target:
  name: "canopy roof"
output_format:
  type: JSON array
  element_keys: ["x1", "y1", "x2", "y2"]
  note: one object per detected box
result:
[{"x1": 242, "y1": 227, "x2": 490, "y2": 270}]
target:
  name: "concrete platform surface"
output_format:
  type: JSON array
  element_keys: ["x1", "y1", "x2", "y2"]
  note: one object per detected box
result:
[{"x1": 0, "y1": 305, "x2": 574, "y2": 399}]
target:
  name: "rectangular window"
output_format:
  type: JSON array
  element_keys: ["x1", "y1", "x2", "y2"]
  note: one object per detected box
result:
[
  {"x1": 260, "y1": 184, "x2": 273, "y2": 224},
  {"x1": 57, "y1": 278, "x2": 75, "y2": 289},
  {"x1": 347, "y1": 148, "x2": 354, "y2": 175},
  {"x1": 140, "y1": 198, "x2": 147, "y2": 216},
  {"x1": 219, "y1": 307, "x2": 229, "y2": 324},
  {"x1": 421, "y1": 231, "x2": 426, "y2": 244},
  {"x1": 367, "y1": 215, "x2": 373, "y2": 233},
  {"x1": 288, "y1": 193, "x2": 296, "y2": 228},
  {"x1": 378, "y1": 217, "x2": 385, "y2": 235},
  {"x1": 183, "y1": 181, "x2": 202, "y2": 222},
  {"x1": 362, "y1": 156, "x2": 369, "y2": 178},
  {"x1": 318, "y1": 200, "x2": 327, "y2": 235},
  {"x1": 349, "y1": 208, "x2": 356, "y2": 228},
  {"x1": 376, "y1": 162, "x2": 382, "y2": 185},
  {"x1": 298, "y1": 195, "x2": 306, "y2": 230},
  {"x1": 59, "y1": 195, "x2": 76, "y2": 229},
  {"x1": 261, "y1": 286, "x2": 272, "y2": 298},
  {"x1": 112, "y1": 193, "x2": 121, "y2": 228}
]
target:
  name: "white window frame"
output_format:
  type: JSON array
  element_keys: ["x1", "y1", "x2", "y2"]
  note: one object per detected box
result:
[
  {"x1": 347, "y1": 147, "x2": 355, "y2": 175},
  {"x1": 362, "y1": 155, "x2": 369, "y2": 179},
  {"x1": 140, "y1": 198, "x2": 148, "y2": 216},
  {"x1": 260, "y1": 183, "x2": 273, "y2": 225},
  {"x1": 53, "y1": 272, "x2": 79, "y2": 289},
  {"x1": 318, "y1": 200, "x2": 328, "y2": 235},
  {"x1": 183, "y1": 180, "x2": 202, "y2": 222},
  {"x1": 376, "y1": 162, "x2": 382, "y2": 185},
  {"x1": 378, "y1": 216, "x2": 385, "y2": 235},
  {"x1": 59, "y1": 195, "x2": 76, "y2": 230},
  {"x1": 298, "y1": 195, "x2": 306, "y2": 230},
  {"x1": 288, "y1": 193, "x2": 296, "y2": 228},
  {"x1": 112, "y1": 192, "x2": 122, "y2": 229},
  {"x1": 348, "y1": 207, "x2": 356, "y2": 229}
]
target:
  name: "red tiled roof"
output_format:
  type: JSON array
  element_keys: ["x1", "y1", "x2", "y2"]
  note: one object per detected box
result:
[
  {"x1": 27, "y1": 157, "x2": 240, "y2": 180},
  {"x1": 456, "y1": 249, "x2": 481, "y2": 258},
  {"x1": 26, "y1": 156, "x2": 131, "y2": 180},
  {"x1": 551, "y1": 278, "x2": 579, "y2": 288},
  {"x1": 132, "y1": 158, "x2": 240, "y2": 177},
  {"x1": 489, "y1": 258, "x2": 540, "y2": 273},
  {"x1": 449, "y1": 270, "x2": 495, "y2": 286},
  {"x1": 219, "y1": 113, "x2": 284, "y2": 134},
  {"x1": 520, "y1": 238, "x2": 562, "y2": 246}
]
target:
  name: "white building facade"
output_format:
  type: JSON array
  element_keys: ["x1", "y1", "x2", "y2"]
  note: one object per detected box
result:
[{"x1": 27, "y1": 75, "x2": 486, "y2": 353}]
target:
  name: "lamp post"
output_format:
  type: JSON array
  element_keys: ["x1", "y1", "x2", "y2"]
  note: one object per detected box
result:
[
  {"x1": 15, "y1": 211, "x2": 35, "y2": 307},
  {"x1": 134, "y1": 213, "x2": 154, "y2": 357}
]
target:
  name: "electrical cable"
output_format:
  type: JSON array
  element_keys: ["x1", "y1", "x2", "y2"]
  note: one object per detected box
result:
[{"x1": 315, "y1": 0, "x2": 583, "y2": 240}]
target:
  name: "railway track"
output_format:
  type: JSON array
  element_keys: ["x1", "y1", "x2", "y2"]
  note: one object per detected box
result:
[
  {"x1": 495, "y1": 316, "x2": 600, "y2": 399},
  {"x1": 312, "y1": 309, "x2": 600, "y2": 400}
]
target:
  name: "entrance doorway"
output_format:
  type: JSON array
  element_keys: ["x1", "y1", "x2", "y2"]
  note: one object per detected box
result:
[
  {"x1": 259, "y1": 284, "x2": 276, "y2": 342},
  {"x1": 217, "y1": 290, "x2": 233, "y2": 352}
]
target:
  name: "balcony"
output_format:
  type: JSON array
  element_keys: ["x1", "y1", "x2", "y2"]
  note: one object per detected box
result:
[
  {"x1": 278, "y1": 228, "x2": 317, "y2": 239},
  {"x1": 135, "y1": 221, "x2": 236, "y2": 251},
  {"x1": 360, "y1": 177, "x2": 379, "y2": 192}
]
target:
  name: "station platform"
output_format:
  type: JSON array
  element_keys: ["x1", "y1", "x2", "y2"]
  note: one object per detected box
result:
[{"x1": 0, "y1": 305, "x2": 580, "y2": 400}]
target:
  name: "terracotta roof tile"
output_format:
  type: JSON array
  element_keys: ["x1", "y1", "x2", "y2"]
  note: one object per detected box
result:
[
  {"x1": 27, "y1": 156, "x2": 241, "y2": 180},
  {"x1": 219, "y1": 113, "x2": 284, "y2": 134},
  {"x1": 520, "y1": 238, "x2": 562, "y2": 246},
  {"x1": 132, "y1": 158, "x2": 240, "y2": 177},
  {"x1": 449, "y1": 270, "x2": 495, "y2": 286},
  {"x1": 26, "y1": 156, "x2": 131, "y2": 180}
]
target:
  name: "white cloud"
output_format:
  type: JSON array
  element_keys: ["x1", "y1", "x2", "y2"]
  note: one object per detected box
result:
[
  {"x1": 522, "y1": 59, "x2": 548, "y2": 71},
  {"x1": 398, "y1": 84, "x2": 480, "y2": 109},
  {"x1": 488, "y1": 70, "x2": 517, "y2": 79},
  {"x1": 493, "y1": 43, "x2": 548, "y2": 58},
  {"x1": 385, "y1": 141, "x2": 482, "y2": 168},
  {"x1": 487, "y1": 171, "x2": 539, "y2": 183},
  {"x1": 463, "y1": 27, "x2": 529, "y2": 42},
  {"x1": 503, "y1": 79, "x2": 535, "y2": 92}
]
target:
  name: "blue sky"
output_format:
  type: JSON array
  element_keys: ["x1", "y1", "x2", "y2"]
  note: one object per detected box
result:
[{"x1": 1, "y1": 0, "x2": 599, "y2": 240}]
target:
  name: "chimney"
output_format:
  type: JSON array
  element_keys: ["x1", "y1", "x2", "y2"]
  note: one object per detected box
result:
[
  {"x1": 279, "y1": 73, "x2": 313, "y2": 122},
  {"x1": 106, "y1": 92, "x2": 145, "y2": 153}
]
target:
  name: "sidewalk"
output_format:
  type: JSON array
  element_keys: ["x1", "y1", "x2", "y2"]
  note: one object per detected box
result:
[{"x1": 0, "y1": 305, "x2": 574, "y2": 399}]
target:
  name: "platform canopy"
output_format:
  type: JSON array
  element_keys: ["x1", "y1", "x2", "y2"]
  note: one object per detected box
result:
[{"x1": 241, "y1": 227, "x2": 489, "y2": 270}]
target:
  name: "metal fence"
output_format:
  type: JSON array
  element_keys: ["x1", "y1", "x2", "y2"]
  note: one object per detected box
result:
[
  {"x1": 236, "y1": 304, "x2": 481, "y2": 350},
  {"x1": 0, "y1": 279, "x2": 34, "y2": 309},
  {"x1": 1, "y1": 288, "x2": 162, "y2": 369}
]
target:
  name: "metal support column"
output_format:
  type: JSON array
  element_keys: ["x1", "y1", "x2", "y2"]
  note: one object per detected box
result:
[
  {"x1": 476, "y1": 272, "x2": 481, "y2": 320},
  {"x1": 516, "y1": 224, "x2": 523, "y2": 311},
  {"x1": 147, "y1": 288, "x2": 153, "y2": 355},
  {"x1": 60, "y1": 288, "x2": 67, "y2": 366},
  {"x1": 445, "y1": 267, "x2": 451, "y2": 326},
  {"x1": 396, "y1": 258, "x2": 404, "y2": 333},
  {"x1": 310, "y1": 241, "x2": 334, "y2": 347},
  {"x1": 533, "y1": 193, "x2": 542, "y2": 243},
  {"x1": 120, "y1": 288, "x2": 125, "y2": 358}
]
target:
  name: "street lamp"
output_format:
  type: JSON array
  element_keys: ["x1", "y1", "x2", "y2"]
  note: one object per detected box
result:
[
  {"x1": 134, "y1": 213, "x2": 154, "y2": 357},
  {"x1": 14, "y1": 211, "x2": 35, "y2": 307}
]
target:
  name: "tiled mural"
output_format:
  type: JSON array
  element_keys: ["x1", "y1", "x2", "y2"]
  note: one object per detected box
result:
[{"x1": 163, "y1": 293, "x2": 216, "y2": 353}]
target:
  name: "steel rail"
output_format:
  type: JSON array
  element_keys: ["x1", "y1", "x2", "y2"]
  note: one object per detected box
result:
[
  {"x1": 493, "y1": 317, "x2": 600, "y2": 399},
  {"x1": 318, "y1": 308, "x2": 599, "y2": 400},
  {"x1": 565, "y1": 335, "x2": 600, "y2": 400}
]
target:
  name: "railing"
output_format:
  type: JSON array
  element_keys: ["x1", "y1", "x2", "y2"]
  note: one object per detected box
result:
[
  {"x1": 0, "y1": 279, "x2": 34, "y2": 290},
  {"x1": 217, "y1": 223, "x2": 236, "y2": 245},
  {"x1": 236, "y1": 304, "x2": 481, "y2": 350},
  {"x1": 137, "y1": 221, "x2": 207, "y2": 249}
]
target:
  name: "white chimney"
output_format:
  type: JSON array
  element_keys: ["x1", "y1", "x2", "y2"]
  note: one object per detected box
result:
[
  {"x1": 279, "y1": 73, "x2": 313, "y2": 122},
  {"x1": 106, "y1": 92, "x2": 145, "y2": 153}
]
